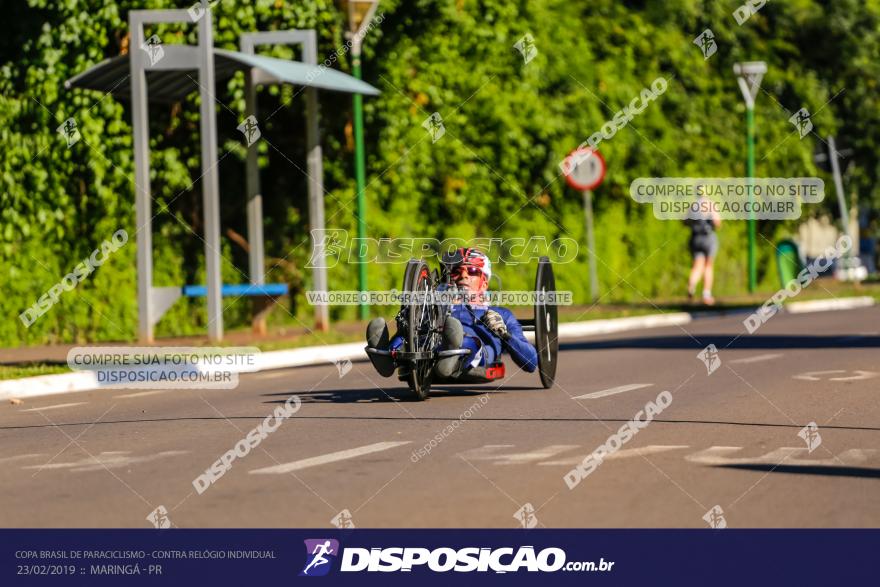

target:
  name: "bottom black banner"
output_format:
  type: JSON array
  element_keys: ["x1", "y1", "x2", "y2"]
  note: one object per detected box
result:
[{"x1": 3, "y1": 529, "x2": 876, "y2": 585}]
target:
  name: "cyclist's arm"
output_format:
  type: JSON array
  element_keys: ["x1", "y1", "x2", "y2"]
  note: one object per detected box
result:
[{"x1": 498, "y1": 309, "x2": 538, "y2": 373}]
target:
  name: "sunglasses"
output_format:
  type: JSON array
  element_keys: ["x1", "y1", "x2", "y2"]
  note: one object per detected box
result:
[{"x1": 454, "y1": 266, "x2": 484, "y2": 277}]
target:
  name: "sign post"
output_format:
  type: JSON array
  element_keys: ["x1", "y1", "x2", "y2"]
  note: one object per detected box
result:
[
  {"x1": 343, "y1": 0, "x2": 381, "y2": 321},
  {"x1": 562, "y1": 148, "x2": 606, "y2": 302},
  {"x1": 582, "y1": 189, "x2": 598, "y2": 301},
  {"x1": 815, "y1": 137, "x2": 866, "y2": 280},
  {"x1": 825, "y1": 135, "x2": 852, "y2": 247},
  {"x1": 733, "y1": 61, "x2": 766, "y2": 293}
]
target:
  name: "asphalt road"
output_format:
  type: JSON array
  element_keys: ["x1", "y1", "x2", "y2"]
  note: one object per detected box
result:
[{"x1": 1, "y1": 306, "x2": 878, "y2": 528}]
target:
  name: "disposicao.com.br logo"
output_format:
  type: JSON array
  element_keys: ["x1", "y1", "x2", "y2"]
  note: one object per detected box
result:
[
  {"x1": 300, "y1": 539, "x2": 340, "y2": 577},
  {"x1": 301, "y1": 541, "x2": 614, "y2": 575}
]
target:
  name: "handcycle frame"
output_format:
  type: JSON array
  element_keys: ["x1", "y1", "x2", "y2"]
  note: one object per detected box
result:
[{"x1": 365, "y1": 255, "x2": 558, "y2": 400}]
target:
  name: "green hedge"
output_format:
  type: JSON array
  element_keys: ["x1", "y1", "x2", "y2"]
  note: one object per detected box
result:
[{"x1": 2, "y1": 0, "x2": 878, "y2": 345}]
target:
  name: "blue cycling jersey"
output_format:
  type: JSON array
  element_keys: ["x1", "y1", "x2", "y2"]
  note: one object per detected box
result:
[{"x1": 390, "y1": 303, "x2": 538, "y2": 373}]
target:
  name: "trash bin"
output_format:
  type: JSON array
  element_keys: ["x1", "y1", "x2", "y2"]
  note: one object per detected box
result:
[{"x1": 776, "y1": 239, "x2": 803, "y2": 287}]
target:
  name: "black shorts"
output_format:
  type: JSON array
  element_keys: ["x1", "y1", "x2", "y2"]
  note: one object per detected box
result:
[{"x1": 690, "y1": 233, "x2": 718, "y2": 259}]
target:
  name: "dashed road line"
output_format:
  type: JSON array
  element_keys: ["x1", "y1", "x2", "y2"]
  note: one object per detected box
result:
[
  {"x1": 249, "y1": 441, "x2": 412, "y2": 475},
  {"x1": 829, "y1": 371, "x2": 879, "y2": 382},
  {"x1": 0, "y1": 454, "x2": 46, "y2": 464},
  {"x1": 22, "y1": 450, "x2": 189, "y2": 473},
  {"x1": 457, "y1": 445, "x2": 582, "y2": 465},
  {"x1": 253, "y1": 370, "x2": 297, "y2": 380},
  {"x1": 730, "y1": 353, "x2": 783, "y2": 364},
  {"x1": 454, "y1": 444, "x2": 877, "y2": 468},
  {"x1": 793, "y1": 370, "x2": 879, "y2": 381},
  {"x1": 20, "y1": 402, "x2": 86, "y2": 412},
  {"x1": 573, "y1": 383, "x2": 653, "y2": 400},
  {"x1": 114, "y1": 390, "x2": 173, "y2": 399},
  {"x1": 540, "y1": 445, "x2": 690, "y2": 466},
  {"x1": 685, "y1": 446, "x2": 879, "y2": 466}
]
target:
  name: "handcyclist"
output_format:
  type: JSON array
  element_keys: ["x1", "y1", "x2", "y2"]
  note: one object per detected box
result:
[{"x1": 366, "y1": 248, "x2": 538, "y2": 378}]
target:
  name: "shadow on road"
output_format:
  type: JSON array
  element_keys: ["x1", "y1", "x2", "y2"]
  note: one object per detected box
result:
[
  {"x1": 562, "y1": 334, "x2": 880, "y2": 351},
  {"x1": 262, "y1": 387, "x2": 531, "y2": 404},
  {"x1": 3, "y1": 416, "x2": 880, "y2": 431},
  {"x1": 720, "y1": 463, "x2": 880, "y2": 479}
]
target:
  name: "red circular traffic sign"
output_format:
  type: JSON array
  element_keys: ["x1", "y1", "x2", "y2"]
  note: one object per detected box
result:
[{"x1": 562, "y1": 148, "x2": 606, "y2": 191}]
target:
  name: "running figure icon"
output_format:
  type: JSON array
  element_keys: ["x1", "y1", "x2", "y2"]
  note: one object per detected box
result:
[{"x1": 302, "y1": 540, "x2": 336, "y2": 575}]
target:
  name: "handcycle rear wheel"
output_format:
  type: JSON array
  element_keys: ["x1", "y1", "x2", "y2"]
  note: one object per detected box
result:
[{"x1": 534, "y1": 256, "x2": 558, "y2": 388}]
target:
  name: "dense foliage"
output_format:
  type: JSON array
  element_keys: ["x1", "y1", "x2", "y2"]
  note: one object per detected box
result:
[{"x1": 2, "y1": 0, "x2": 878, "y2": 345}]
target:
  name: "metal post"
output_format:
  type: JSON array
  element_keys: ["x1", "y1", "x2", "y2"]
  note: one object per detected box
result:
[
  {"x1": 244, "y1": 70, "x2": 264, "y2": 288},
  {"x1": 583, "y1": 190, "x2": 598, "y2": 302},
  {"x1": 734, "y1": 62, "x2": 765, "y2": 294},
  {"x1": 130, "y1": 15, "x2": 154, "y2": 343},
  {"x1": 240, "y1": 30, "x2": 329, "y2": 332},
  {"x1": 827, "y1": 135, "x2": 851, "y2": 248},
  {"x1": 303, "y1": 31, "x2": 330, "y2": 332},
  {"x1": 197, "y1": 4, "x2": 224, "y2": 341},
  {"x1": 746, "y1": 106, "x2": 756, "y2": 292},
  {"x1": 244, "y1": 68, "x2": 268, "y2": 336},
  {"x1": 352, "y1": 42, "x2": 369, "y2": 320}
]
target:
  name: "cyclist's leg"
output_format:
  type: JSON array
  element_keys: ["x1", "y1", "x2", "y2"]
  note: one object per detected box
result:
[
  {"x1": 435, "y1": 315, "x2": 465, "y2": 378},
  {"x1": 366, "y1": 318, "x2": 397, "y2": 377}
]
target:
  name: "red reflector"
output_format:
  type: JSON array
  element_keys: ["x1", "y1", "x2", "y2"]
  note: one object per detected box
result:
[{"x1": 485, "y1": 364, "x2": 505, "y2": 379}]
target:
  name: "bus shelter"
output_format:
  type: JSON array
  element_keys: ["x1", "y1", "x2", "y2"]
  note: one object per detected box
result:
[{"x1": 65, "y1": 7, "x2": 378, "y2": 342}]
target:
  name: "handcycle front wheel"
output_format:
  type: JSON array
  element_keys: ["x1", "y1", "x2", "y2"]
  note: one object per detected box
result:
[{"x1": 401, "y1": 259, "x2": 439, "y2": 400}]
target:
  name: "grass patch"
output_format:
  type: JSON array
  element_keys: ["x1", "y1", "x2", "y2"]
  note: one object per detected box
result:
[{"x1": 0, "y1": 363, "x2": 71, "y2": 381}]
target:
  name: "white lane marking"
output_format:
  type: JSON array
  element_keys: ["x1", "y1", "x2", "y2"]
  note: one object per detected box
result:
[
  {"x1": 253, "y1": 370, "x2": 296, "y2": 380},
  {"x1": 730, "y1": 353, "x2": 783, "y2": 364},
  {"x1": 0, "y1": 454, "x2": 46, "y2": 464},
  {"x1": 249, "y1": 441, "x2": 411, "y2": 475},
  {"x1": 573, "y1": 383, "x2": 653, "y2": 400},
  {"x1": 685, "y1": 446, "x2": 879, "y2": 466},
  {"x1": 114, "y1": 390, "x2": 173, "y2": 399},
  {"x1": 793, "y1": 370, "x2": 879, "y2": 381},
  {"x1": 539, "y1": 445, "x2": 690, "y2": 466},
  {"x1": 455, "y1": 445, "x2": 513, "y2": 459},
  {"x1": 19, "y1": 402, "x2": 86, "y2": 412},
  {"x1": 457, "y1": 445, "x2": 580, "y2": 465},
  {"x1": 22, "y1": 450, "x2": 188, "y2": 473},
  {"x1": 793, "y1": 370, "x2": 845, "y2": 381},
  {"x1": 493, "y1": 445, "x2": 580, "y2": 465},
  {"x1": 830, "y1": 370, "x2": 879, "y2": 382}
]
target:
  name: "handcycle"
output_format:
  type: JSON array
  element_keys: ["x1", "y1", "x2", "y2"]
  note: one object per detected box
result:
[{"x1": 365, "y1": 254, "x2": 559, "y2": 400}]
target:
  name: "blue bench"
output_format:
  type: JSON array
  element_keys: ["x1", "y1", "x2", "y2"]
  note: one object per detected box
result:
[
  {"x1": 182, "y1": 283, "x2": 289, "y2": 334},
  {"x1": 182, "y1": 283, "x2": 289, "y2": 297}
]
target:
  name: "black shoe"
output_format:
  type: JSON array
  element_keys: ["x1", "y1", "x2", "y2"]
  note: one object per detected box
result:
[
  {"x1": 434, "y1": 316, "x2": 464, "y2": 378},
  {"x1": 366, "y1": 318, "x2": 396, "y2": 377}
]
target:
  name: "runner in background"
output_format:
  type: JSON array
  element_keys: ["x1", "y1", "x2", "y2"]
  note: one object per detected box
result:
[{"x1": 686, "y1": 195, "x2": 721, "y2": 305}]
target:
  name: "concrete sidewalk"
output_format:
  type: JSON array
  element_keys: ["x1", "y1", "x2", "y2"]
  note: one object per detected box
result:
[{"x1": 0, "y1": 296, "x2": 873, "y2": 402}]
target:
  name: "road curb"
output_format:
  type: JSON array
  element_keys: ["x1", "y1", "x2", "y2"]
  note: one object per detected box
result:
[
  {"x1": 2, "y1": 297, "x2": 875, "y2": 401},
  {"x1": 537, "y1": 312, "x2": 692, "y2": 341},
  {"x1": 0, "y1": 372, "x2": 100, "y2": 401},
  {"x1": 784, "y1": 296, "x2": 874, "y2": 314}
]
